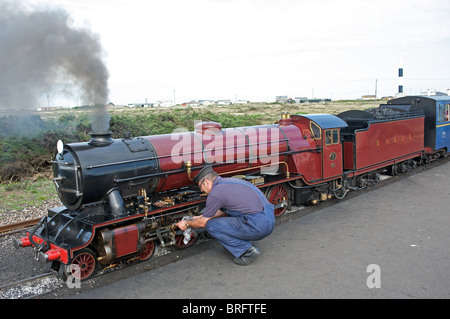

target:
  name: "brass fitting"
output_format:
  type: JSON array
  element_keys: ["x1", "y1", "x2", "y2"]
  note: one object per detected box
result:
[{"x1": 185, "y1": 161, "x2": 193, "y2": 181}]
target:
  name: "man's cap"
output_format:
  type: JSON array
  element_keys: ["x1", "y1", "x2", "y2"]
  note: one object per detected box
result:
[{"x1": 193, "y1": 165, "x2": 215, "y2": 184}]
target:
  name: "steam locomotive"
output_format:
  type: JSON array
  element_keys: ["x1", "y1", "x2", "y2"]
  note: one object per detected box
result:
[{"x1": 14, "y1": 96, "x2": 449, "y2": 280}]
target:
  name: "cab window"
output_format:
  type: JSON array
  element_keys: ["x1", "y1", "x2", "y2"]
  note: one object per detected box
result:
[
  {"x1": 325, "y1": 129, "x2": 339, "y2": 145},
  {"x1": 310, "y1": 122, "x2": 321, "y2": 140},
  {"x1": 333, "y1": 129, "x2": 339, "y2": 143},
  {"x1": 325, "y1": 130, "x2": 332, "y2": 144}
]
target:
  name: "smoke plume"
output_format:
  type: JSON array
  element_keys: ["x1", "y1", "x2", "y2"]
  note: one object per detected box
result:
[{"x1": 0, "y1": 1, "x2": 110, "y2": 132}]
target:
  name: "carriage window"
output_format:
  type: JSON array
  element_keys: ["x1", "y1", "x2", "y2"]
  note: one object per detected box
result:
[
  {"x1": 438, "y1": 103, "x2": 449, "y2": 123},
  {"x1": 310, "y1": 122, "x2": 321, "y2": 139},
  {"x1": 325, "y1": 129, "x2": 339, "y2": 145}
]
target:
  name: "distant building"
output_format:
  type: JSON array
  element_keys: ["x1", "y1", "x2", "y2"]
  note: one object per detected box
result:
[
  {"x1": 199, "y1": 100, "x2": 215, "y2": 106},
  {"x1": 361, "y1": 95, "x2": 377, "y2": 100},
  {"x1": 155, "y1": 100, "x2": 175, "y2": 107},
  {"x1": 127, "y1": 103, "x2": 154, "y2": 108},
  {"x1": 294, "y1": 97, "x2": 308, "y2": 103},
  {"x1": 420, "y1": 89, "x2": 449, "y2": 96},
  {"x1": 217, "y1": 99, "x2": 232, "y2": 106},
  {"x1": 276, "y1": 96, "x2": 288, "y2": 103},
  {"x1": 182, "y1": 101, "x2": 200, "y2": 107},
  {"x1": 295, "y1": 97, "x2": 331, "y2": 103},
  {"x1": 40, "y1": 106, "x2": 60, "y2": 111}
]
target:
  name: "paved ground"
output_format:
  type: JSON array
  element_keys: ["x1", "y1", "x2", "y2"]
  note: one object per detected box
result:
[{"x1": 71, "y1": 161, "x2": 450, "y2": 299}]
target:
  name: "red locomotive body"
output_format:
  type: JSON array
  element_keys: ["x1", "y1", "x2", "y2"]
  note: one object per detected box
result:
[{"x1": 147, "y1": 121, "x2": 293, "y2": 190}]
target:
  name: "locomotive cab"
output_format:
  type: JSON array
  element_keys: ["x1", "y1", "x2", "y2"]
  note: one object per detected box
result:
[{"x1": 289, "y1": 114, "x2": 348, "y2": 182}]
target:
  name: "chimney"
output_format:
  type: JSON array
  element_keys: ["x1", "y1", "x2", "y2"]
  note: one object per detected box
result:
[{"x1": 89, "y1": 131, "x2": 113, "y2": 147}]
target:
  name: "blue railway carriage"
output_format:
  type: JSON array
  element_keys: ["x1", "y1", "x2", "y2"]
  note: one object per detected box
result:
[{"x1": 385, "y1": 96, "x2": 450, "y2": 158}]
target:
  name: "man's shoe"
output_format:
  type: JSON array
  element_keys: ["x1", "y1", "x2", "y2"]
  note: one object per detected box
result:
[{"x1": 233, "y1": 246, "x2": 261, "y2": 266}]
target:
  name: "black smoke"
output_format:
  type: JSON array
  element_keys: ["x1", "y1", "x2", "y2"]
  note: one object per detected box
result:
[{"x1": 0, "y1": 0, "x2": 110, "y2": 132}]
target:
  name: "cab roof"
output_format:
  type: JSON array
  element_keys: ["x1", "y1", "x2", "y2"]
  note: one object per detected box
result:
[{"x1": 295, "y1": 113, "x2": 348, "y2": 129}]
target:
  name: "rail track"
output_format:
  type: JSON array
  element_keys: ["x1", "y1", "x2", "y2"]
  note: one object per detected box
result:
[
  {"x1": 0, "y1": 217, "x2": 42, "y2": 235},
  {"x1": 0, "y1": 272, "x2": 60, "y2": 299}
]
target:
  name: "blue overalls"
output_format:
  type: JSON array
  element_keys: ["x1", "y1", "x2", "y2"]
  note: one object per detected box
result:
[{"x1": 205, "y1": 180, "x2": 276, "y2": 258}]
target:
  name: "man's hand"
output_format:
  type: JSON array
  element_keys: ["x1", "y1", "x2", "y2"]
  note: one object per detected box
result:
[
  {"x1": 175, "y1": 212, "x2": 221, "y2": 230},
  {"x1": 175, "y1": 220, "x2": 189, "y2": 231}
]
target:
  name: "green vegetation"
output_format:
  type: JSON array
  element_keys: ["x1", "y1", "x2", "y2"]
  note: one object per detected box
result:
[
  {"x1": 0, "y1": 177, "x2": 56, "y2": 212},
  {"x1": 109, "y1": 108, "x2": 266, "y2": 137}
]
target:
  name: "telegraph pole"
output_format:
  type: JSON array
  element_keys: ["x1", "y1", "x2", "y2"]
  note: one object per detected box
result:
[{"x1": 375, "y1": 79, "x2": 378, "y2": 100}]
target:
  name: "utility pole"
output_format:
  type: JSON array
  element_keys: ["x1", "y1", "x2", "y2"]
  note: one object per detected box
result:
[{"x1": 375, "y1": 79, "x2": 378, "y2": 100}]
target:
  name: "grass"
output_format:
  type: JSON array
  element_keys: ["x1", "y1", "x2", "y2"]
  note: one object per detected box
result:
[{"x1": 0, "y1": 177, "x2": 58, "y2": 212}]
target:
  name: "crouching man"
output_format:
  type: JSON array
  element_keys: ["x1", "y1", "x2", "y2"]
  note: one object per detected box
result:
[{"x1": 176, "y1": 165, "x2": 275, "y2": 265}]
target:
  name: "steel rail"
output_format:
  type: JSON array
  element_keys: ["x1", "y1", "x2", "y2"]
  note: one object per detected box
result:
[{"x1": 0, "y1": 217, "x2": 42, "y2": 235}]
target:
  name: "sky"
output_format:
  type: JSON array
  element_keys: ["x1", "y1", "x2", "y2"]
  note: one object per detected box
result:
[{"x1": 27, "y1": 0, "x2": 450, "y2": 106}]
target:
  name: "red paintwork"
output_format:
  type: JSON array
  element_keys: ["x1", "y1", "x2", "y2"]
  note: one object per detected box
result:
[
  {"x1": 145, "y1": 123, "x2": 294, "y2": 191},
  {"x1": 289, "y1": 116, "x2": 322, "y2": 182},
  {"x1": 18, "y1": 237, "x2": 31, "y2": 247},
  {"x1": 289, "y1": 116, "x2": 346, "y2": 183},
  {"x1": 25, "y1": 233, "x2": 69, "y2": 264},
  {"x1": 44, "y1": 249, "x2": 61, "y2": 261},
  {"x1": 112, "y1": 224, "x2": 140, "y2": 258},
  {"x1": 323, "y1": 132, "x2": 343, "y2": 179},
  {"x1": 343, "y1": 141, "x2": 354, "y2": 170},
  {"x1": 343, "y1": 117, "x2": 424, "y2": 170}
]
